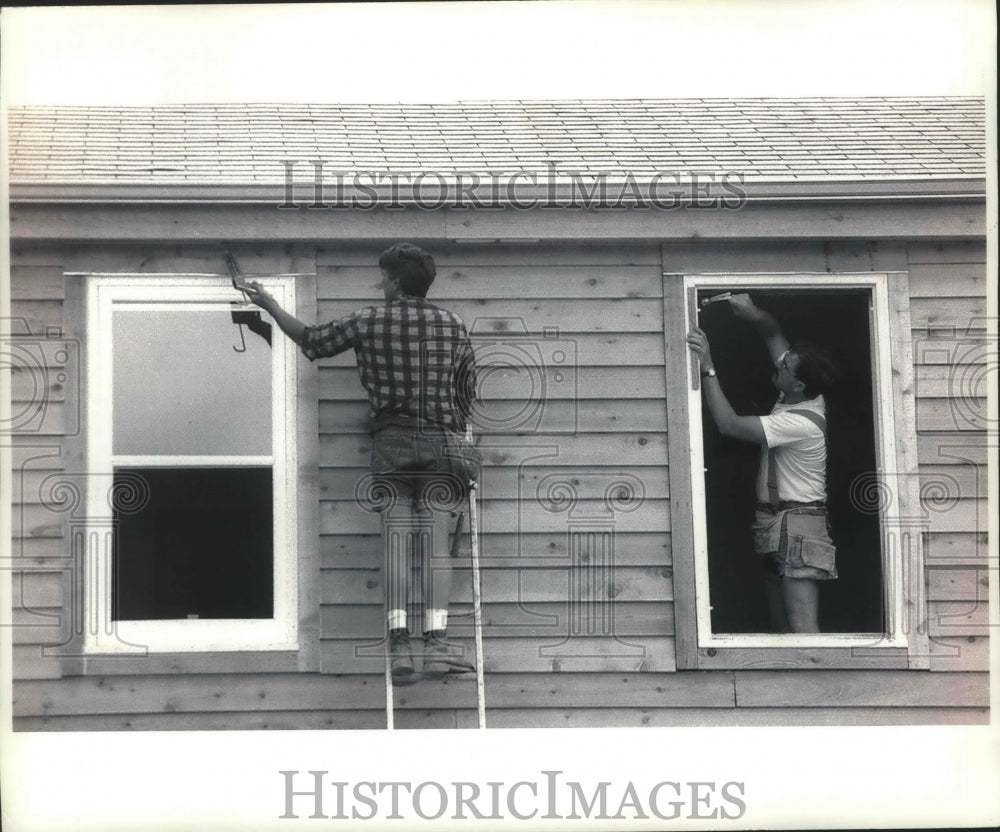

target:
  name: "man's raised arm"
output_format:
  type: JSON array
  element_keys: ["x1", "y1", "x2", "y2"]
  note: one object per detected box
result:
[
  {"x1": 726, "y1": 293, "x2": 789, "y2": 363},
  {"x1": 686, "y1": 326, "x2": 766, "y2": 445}
]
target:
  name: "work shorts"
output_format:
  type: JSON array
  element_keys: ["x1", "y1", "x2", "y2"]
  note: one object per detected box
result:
[
  {"x1": 753, "y1": 503, "x2": 838, "y2": 581},
  {"x1": 362, "y1": 422, "x2": 480, "y2": 512}
]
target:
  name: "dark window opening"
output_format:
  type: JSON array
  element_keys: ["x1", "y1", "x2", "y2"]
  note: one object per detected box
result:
[
  {"x1": 113, "y1": 467, "x2": 273, "y2": 621},
  {"x1": 697, "y1": 289, "x2": 884, "y2": 634}
]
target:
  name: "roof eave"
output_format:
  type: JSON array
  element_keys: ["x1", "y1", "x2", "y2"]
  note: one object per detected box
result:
[{"x1": 8, "y1": 177, "x2": 987, "y2": 205}]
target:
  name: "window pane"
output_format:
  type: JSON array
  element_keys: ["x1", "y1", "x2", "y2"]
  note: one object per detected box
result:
[
  {"x1": 113, "y1": 309, "x2": 272, "y2": 456},
  {"x1": 112, "y1": 467, "x2": 274, "y2": 621}
]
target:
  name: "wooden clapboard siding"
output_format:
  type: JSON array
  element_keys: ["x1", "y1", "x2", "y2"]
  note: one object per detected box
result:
[
  {"x1": 8, "y1": 248, "x2": 71, "y2": 690},
  {"x1": 320, "y1": 532, "x2": 671, "y2": 567},
  {"x1": 907, "y1": 240, "x2": 989, "y2": 674},
  {"x1": 313, "y1": 241, "x2": 674, "y2": 710},
  {"x1": 17, "y1": 703, "x2": 989, "y2": 732},
  {"x1": 662, "y1": 239, "x2": 989, "y2": 713},
  {"x1": 7, "y1": 232, "x2": 989, "y2": 731},
  {"x1": 455, "y1": 706, "x2": 989, "y2": 729}
]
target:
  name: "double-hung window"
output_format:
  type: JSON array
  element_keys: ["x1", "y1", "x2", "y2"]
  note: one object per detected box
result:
[{"x1": 85, "y1": 276, "x2": 298, "y2": 653}]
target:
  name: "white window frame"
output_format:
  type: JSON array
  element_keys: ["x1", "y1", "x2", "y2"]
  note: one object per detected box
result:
[
  {"x1": 680, "y1": 272, "x2": 924, "y2": 657},
  {"x1": 84, "y1": 275, "x2": 298, "y2": 653}
]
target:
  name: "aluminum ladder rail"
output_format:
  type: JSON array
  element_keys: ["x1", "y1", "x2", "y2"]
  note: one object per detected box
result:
[{"x1": 383, "y1": 456, "x2": 487, "y2": 730}]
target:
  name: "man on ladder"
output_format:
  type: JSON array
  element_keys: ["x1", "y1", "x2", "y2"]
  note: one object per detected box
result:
[{"x1": 238, "y1": 243, "x2": 482, "y2": 692}]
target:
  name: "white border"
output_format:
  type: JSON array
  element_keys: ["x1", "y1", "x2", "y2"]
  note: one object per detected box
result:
[
  {"x1": 84, "y1": 275, "x2": 298, "y2": 653},
  {"x1": 684, "y1": 272, "x2": 907, "y2": 650}
]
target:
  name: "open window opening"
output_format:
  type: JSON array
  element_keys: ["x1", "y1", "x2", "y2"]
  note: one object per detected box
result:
[
  {"x1": 675, "y1": 272, "x2": 923, "y2": 660},
  {"x1": 697, "y1": 288, "x2": 883, "y2": 635}
]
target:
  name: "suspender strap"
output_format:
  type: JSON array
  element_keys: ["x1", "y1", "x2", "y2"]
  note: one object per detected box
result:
[
  {"x1": 785, "y1": 407, "x2": 827, "y2": 434},
  {"x1": 766, "y1": 447, "x2": 779, "y2": 506}
]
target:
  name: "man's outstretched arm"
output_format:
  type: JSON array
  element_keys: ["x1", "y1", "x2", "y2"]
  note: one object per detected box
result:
[
  {"x1": 686, "y1": 327, "x2": 766, "y2": 444},
  {"x1": 242, "y1": 281, "x2": 308, "y2": 347}
]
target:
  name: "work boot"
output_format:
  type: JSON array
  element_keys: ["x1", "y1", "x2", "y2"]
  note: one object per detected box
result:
[
  {"x1": 389, "y1": 629, "x2": 415, "y2": 683},
  {"x1": 423, "y1": 631, "x2": 475, "y2": 679}
]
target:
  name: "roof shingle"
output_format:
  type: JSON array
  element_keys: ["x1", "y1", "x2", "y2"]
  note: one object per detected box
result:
[{"x1": 6, "y1": 98, "x2": 985, "y2": 186}]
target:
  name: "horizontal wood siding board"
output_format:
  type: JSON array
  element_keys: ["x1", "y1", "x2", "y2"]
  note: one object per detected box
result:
[
  {"x1": 7, "y1": 299, "x2": 64, "y2": 335},
  {"x1": 318, "y1": 498, "x2": 672, "y2": 535},
  {"x1": 318, "y1": 367, "x2": 669, "y2": 401},
  {"x1": 926, "y1": 566, "x2": 990, "y2": 601},
  {"x1": 13, "y1": 673, "x2": 384, "y2": 717},
  {"x1": 440, "y1": 202, "x2": 987, "y2": 241},
  {"x1": 917, "y1": 399, "x2": 988, "y2": 432},
  {"x1": 304, "y1": 498, "x2": 989, "y2": 536},
  {"x1": 14, "y1": 708, "x2": 460, "y2": 731},
  {"x1": 319, "y1": 433, "x2": 669, "y2": 469},
  {"x1": 662, "y1": 240, "x2": 910, "y2": 273},
  {"x1": 318, "y1": 465, "x2": 671, "y2": 502},
  {"x1": 316, "y1": 265, "x2": 664, "y2": 299},
  {"x1": 924, "y1": 532, "x2": 989, "y2": 562},
  {"x1": 735, "y1": 670, "x2": 988, "y2": 708},
  {"x1": 314, "y1": 334, "x2": 667, "y2": 368},
  {"x1": 320, "y1": 531, "x2": 671, "y2": 567},
  {"x1": 906, "y1": 241, "x2": 986, "y2": 264},
  {"x1": 455, "y1": 706, "x2": 988, "y2": 729},
  {"x1": 11, "y1": 571, "x2": 64, "y2": 607},
  {"x1": 316, "y1": 298, "x2": 664, "y2": 332},
  {"x1": 10, "y1": 265, "x2": 65, "y2": 299},
  {"x1": 10, "y1": 247, "x2": 67, "y2": 267},
  {"x1": 398, "y1": 671, "x2": 734, "y2": 710},
  {"x1": 321, "y1": 602, "x2": 675, "y2": 639},
  {"x1": 913, "y1": 365, "x2": 989, "y2": 397},
  {"x1": 907, "y1": 262, "x2": 989, "y2": 297},
  {"x1": 17, "y1": 705, "x2": 988, "y2": 732},
  {"x1": 321, "y1": 636, "x2": 676, "y2": 673},
  {"x1": 927, "y1": 601, "x2": 990, "y2": 635},
  {"x1": 319, "y1": 566, "x2": 674, "y2": 605},
  {"x1": 914, "y1": 464, "x2": 988, "y2": 496},
  {"x1": 12, "y1": 647, "x2": 63, "y2": 680},
  {"x1": 10, "y1": 610, "x2": 64, "y2": 646},
  {"x1": 320, "y1": 400, "x2": 668, "y2": 434},
  {"x1": 316, "y1": 242, "x2": 663, "y2": 267},
  {"x1": 910, "y1": 296, "x2": 988, "y2": 328},
  {"x1": 927, "y1": 636, "x2": 991, "y2": 671},
  {"x1": 55, "y1": 245, "x2": 317, "y2": 276},
  {"x1": 10, "y1": 445, "x2": 66, "y2": 470},
  {"x1": 917, "y1": 433, "x2": 986, "y2": 465},
  {"x1": 16, "y1": 670, "x2": 734, "y2": 720}
]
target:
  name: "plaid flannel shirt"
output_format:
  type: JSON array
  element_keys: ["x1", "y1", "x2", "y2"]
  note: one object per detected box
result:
[{"x1": 301, "y1": 295, "x2": 477, "y2": 433}]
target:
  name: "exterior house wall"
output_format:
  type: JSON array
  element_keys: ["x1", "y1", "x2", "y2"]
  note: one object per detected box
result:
[{"x1": 8, "y1": 228, "x2": 989, "y2": 730}]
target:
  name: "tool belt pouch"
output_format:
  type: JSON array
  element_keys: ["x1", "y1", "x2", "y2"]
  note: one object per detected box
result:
[
  {"x1": 752, "y1": 509, "x2": 782, "y2": 554},
  {"x1": 780, "y1": 512, "x2": 837, "y2": 573}
]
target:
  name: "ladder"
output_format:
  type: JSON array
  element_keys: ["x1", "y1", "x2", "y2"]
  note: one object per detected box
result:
[{"x1": 383, "y1": 472, "x2": 487, "y2": 730}]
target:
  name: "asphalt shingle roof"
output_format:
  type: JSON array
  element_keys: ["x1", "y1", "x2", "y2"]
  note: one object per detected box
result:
[{"x1": 6, "y1": 98, "x2": 986, "y2": 185}]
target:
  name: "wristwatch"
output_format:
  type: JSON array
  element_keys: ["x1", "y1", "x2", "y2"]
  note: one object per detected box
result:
[{"x1": 701, "y1": 367, "x2": 717, "y2": 378}]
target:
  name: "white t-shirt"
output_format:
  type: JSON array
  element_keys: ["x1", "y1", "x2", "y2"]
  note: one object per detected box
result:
[{"x1": 756, "y1": 395, "x2": 827, "y2": 504}]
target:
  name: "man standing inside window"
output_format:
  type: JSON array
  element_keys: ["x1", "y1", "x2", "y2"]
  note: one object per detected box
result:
[
  {"x1": 687, "y1": 293, "x2": 839, "y2": 633},
  {"x1": 243, "y1": 242, "x2": 478, "y2": 682}
]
